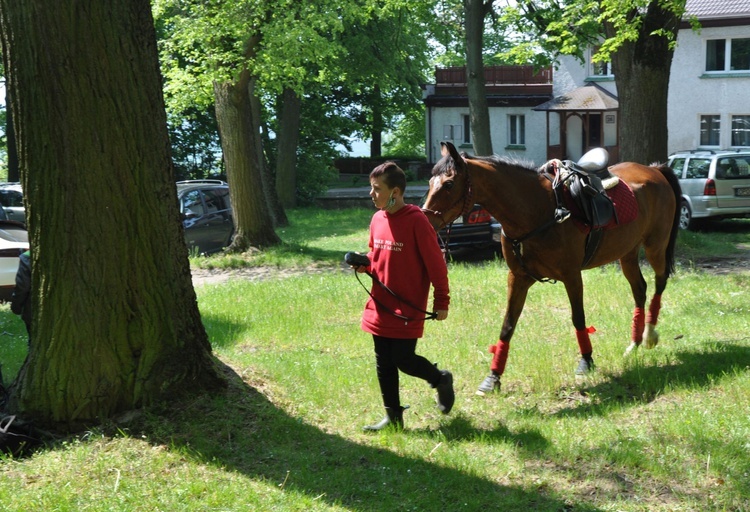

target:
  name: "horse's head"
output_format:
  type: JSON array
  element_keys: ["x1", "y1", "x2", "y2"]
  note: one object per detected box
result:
[{"x1": 421, "y1": 141, "x2": 473, "y2": 230}]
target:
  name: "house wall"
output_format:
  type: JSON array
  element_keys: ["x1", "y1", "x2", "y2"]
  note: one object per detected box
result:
[
  {"x1": 668, "y1": 23, "x2": 750, "y2": 153},
  {"x1": 425, "y1": 105, "x2": 550, "y2": 165}
]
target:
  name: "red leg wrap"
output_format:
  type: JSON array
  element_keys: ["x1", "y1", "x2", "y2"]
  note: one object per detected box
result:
[
  {"x1": 631, "y1": 307, "x2": 645, "y2": 344},
  {"x1": 489, "y1": 340, "x2": 510, "y2": 375},
  {"x1": 646, "y1": 294, "x2": 662, "y2": 326},
  {"x1": 575, "y1": 326, "x2": 595, "y2": 355}
]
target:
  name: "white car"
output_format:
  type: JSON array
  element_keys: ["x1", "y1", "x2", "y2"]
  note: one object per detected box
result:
[{"x1": 0, "y1": 220, "x2": 29, "y2": 302}]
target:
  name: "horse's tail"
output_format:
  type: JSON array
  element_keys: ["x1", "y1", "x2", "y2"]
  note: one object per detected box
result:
[{"x1": 656, "y1": 163, "x2": 682, "y2": 277}]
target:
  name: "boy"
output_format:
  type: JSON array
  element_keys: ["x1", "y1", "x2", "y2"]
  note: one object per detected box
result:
[{"x1": 354, "y1": 162, "x2": 454, "y2": 431}]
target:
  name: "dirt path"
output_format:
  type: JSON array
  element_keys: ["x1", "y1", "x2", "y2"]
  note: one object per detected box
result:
[{"x1": 191, "y1": 251, "x2": 750, "y2": 287}]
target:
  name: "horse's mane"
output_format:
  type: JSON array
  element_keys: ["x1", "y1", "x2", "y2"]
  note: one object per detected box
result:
[{"x1": 432, "y1": 151, "x2": 541, "y2": 176}]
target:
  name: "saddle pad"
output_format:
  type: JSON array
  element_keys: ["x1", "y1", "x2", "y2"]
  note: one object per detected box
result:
[{"x1": 567, "y1": 179, "x2": 639, "y2": 232}]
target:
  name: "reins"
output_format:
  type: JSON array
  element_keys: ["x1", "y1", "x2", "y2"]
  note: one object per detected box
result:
[
  {"x1": 353, "y1": 269, "x2": 438, "y2": 321},
  {"x1": 501, "y1": 160, "x2": 574, "y2": 284}
]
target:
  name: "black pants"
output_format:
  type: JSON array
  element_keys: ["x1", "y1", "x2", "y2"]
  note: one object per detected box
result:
[{"x1": 373, "y1": 335, "x2": 442, "y2": 410}]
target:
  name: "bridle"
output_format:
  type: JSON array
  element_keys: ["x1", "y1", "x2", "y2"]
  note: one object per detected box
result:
[{"x1": 420, "y1": 169, "x2": 474, "y2": 230}]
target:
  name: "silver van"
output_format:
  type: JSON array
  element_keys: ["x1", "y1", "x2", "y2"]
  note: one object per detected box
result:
[{"x1": 667, "y1": 150, "x2": 750, "y2": 229}]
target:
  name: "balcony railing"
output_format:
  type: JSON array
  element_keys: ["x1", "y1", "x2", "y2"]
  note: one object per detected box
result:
[{"x1": 435, "y1": 65, "x2": 552, "y2": 85}]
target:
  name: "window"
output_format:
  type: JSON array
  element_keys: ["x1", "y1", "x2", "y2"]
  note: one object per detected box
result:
[
  {"x1": 181, "y1": 190, "x2": 204, "y2": 217},
  {"x1": 686, "y1": 158, "x2": 711, "y2": 180},
  {"x1": 700, "y1": 115, "x2": 720, "y2": 146},
  {"x1": 462, "y1": 115, "x2": 471, "y2": 144},
  {"x1": 590, "y1": 46, "x2": 613, "y2": 76},
  {"x1": 509, "y1": 115, "x2": 525, "y2": 146},
  {"x1": 670, "y1": 158, "x2": 686, "y2": 178},
  {"x1": 731, "y1": 115, "x2": 750, "y2": 147},
  {"x1": 442, "y1": 124, "x2": 463, "y2": 141},
  {"x1": 706, "y1": 38, "x2": 750, "y2": 72}
]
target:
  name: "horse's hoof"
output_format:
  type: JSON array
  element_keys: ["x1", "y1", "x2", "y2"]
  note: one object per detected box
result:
[
  {"x1": 574, "y1": 357, "x2": 595, "y2": 376},
  {"x1": 643, "y1": 324, "x2": 659, "y2": 349},
  {"x1": 476, "y1": 374, "x2": 501, "y2": 396},
  {"x1": 623, "y1": 342, "x2": 639, "y2": 357}
]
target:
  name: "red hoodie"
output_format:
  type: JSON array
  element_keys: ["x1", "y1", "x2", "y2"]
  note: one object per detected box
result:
[{"x1": 360, "y1": 204, "x2": 450, "y2": 339}]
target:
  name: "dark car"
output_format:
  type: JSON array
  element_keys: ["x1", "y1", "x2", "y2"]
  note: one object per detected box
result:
[
  {"x1": 177, "y1": 180, "x2": 234, "y2": 255},
  {"x1": 436, "y1": 204, "x2": 502, "y2": 255}
]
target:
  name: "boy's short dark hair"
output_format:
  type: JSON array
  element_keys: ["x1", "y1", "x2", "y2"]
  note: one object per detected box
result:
[{"x1": 370, "y1": 161, "x2": 406, "y2": 192}]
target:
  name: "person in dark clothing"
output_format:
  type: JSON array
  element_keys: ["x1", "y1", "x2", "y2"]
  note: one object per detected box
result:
[{"x1": 10, "y1": 250, "x2": 31, "y2": 336}]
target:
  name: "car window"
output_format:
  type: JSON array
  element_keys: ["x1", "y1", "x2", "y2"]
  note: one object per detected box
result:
[
  {"x1": 0, "y1": 189, "x2": 23, "y2": 207},
  {"x1": 181, "y1": 190, "x2": 205, "y2": 216},
  {"x1": 685, "y1": 158, "x2": 710, "y2": 179},
  {"x1": 716, "y1": 156, "x2": 750, "y2": 179},
  {"x1": 202, "y1": 188, "x2": 228, "y2": 214},
  {"x1": 669, "y1": 158, "x2": 686, "y2": 177}
]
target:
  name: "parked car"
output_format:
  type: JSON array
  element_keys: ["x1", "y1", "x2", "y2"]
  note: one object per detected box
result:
[
  {"x1": 667, "y1": 150, "x2": 750, "y2": 230},
  {"x1": 0, "y1": 220, "x2": 29, "y2": 302},
  {"x1": 0, "y1": 182, "x2": 25, "y2": 224},
  {"x1": 436, "y1": 204, "x2": 502, "y2": 255},
  {"x1": 177, "y1": 180, "x2": 234, "y2": 255}
]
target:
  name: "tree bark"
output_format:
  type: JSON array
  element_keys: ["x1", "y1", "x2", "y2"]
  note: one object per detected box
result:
[
  {"x1": 608, "y1": 3, "x2": 679, "y2": 164},
  {"x1": 275, "y1": 88, "x2": 301, "y2": 210},
  {"x1": 464, "y1": 0, "x2": 494, "y2": 156},
  {"x1": 4, "y1": 85, "x2": 18, "y2": 182},
  {"x1": 0, "y1": 0, "x2": 224, "y2": 429},
  {"x1": 251, "y1": 82, "x2": 287, "y2": 227},
  {"x1": 370, "y1": 84, "x2": 383, "y2": 158},
  {"x1": 214, "y1": 69, "x2": 281, "y2": 251}
]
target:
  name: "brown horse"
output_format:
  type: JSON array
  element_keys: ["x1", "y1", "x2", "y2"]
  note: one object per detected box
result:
[{"x1": 422, "y1": 141, "x2": 681, "y2": 395}]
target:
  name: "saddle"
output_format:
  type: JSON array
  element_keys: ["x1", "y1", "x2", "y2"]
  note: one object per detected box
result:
[
  {"x1": 565, "y1": 147, "x2": 618, "y2": 230},
  {"x1": 543, "y1": 148, "x2": 619, "y2": 267}
]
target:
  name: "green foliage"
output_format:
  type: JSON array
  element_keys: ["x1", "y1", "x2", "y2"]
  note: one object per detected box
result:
[
  {"x1": 382, "y1": 106, "x2": 427, "y2": 158},
  {"x1": 167, "y1": 107, "x2": 224, "y2": 180},
  {"x1": 499, "y1": 0, "x2": 689, "y2": 65}
]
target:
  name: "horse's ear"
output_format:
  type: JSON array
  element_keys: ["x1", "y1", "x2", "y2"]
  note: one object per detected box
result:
[
  {"x1": 441, "y1": 141, "x2": 460, "y2": 161},
  {"x1": 441, "y1": 141, "x2": 465, "y2": 174}
]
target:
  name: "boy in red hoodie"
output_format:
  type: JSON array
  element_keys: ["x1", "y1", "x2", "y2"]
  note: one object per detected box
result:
[{"x1": 354, "y1": 162, "x2": 454, "y2": 431}]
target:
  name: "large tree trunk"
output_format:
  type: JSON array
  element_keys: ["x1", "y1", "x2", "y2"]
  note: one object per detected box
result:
[
  {"x1": 275, "y1": 88, "x2": 301, "y2": 210},
  {"x1": 214, "y1": 70, "x2": 280, "y2": 251},
  {"x1": 250, "y1": 80, "x2": 288, "y2": 227},
  {"x1": 608, "y1": 3, "x2": 679, "y2": 164},
  {"x1": 370, "y1": 84, "x2": 384, "y2": 158},
  {"x1": 0, "y1": 0, "x2": 224, "y2": 429},
  {"x1": 464, "y1": 0, "x2": 493, "y2": 156},
  {"x1": 4, "y1": 86, "x2": 18, "y2": 182}
]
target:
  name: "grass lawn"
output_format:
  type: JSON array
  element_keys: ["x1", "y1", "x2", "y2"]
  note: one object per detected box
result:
[{"x1": 1, "y1": 212, "x2": 749, "y2": 511}]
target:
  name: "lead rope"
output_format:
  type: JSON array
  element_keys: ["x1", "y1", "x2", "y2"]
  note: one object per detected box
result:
[{"x1": 353, "y1": 270, "x2": 438, "y2": 321}]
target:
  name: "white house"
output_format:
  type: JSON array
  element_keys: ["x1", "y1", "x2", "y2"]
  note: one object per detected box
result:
[
  {"x1": 668, "y1": 0, "x2": 750, "y2": 153},
  {"x1": 422, "y1": 0, "x2": 750, "y2": 165}
]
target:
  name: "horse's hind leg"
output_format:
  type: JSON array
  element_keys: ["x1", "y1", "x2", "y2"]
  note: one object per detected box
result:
[
  {"x1": 620, "y1": 250, "x2": 648, "y2": 356},
  {"x1": 642, "y1": 263, "x2": 670, "y2": 350}
]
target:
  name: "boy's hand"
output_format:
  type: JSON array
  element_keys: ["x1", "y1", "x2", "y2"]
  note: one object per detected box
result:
[{"x1": 435, "y1": 310, "x2": 448, "y2": 321}]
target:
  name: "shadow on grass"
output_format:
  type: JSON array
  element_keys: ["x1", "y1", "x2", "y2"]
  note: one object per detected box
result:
[
  {"x1": 135, "y1": 361, "x2": 598, "y2": 511},
  {"x1": 569, "y1": 340, "x2": 750, "y2": 415}
]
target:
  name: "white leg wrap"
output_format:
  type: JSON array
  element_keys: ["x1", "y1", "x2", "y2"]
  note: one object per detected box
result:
[{"x1": 623, "y1": 342, "x2": 639, "y2": 357}]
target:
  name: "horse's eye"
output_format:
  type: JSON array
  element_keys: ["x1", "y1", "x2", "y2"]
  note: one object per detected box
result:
[{"x1": 444, "y1": 180, "x2": 454, "y2": 191}]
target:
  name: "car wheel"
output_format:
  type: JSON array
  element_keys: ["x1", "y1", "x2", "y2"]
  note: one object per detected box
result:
[{"x1": 679, "y1": 201, "x2": 693, "y2": 230}]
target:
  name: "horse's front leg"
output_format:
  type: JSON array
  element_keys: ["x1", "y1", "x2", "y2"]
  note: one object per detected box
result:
[
  {"x1": 477, "y1": 271, "x2": 535, "y2": 395},
  {"x1": 563, "y1": 272, "x2": 595, "y2": 375}
]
